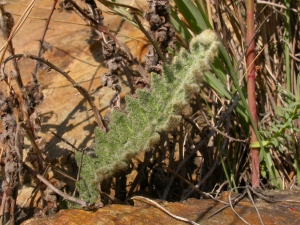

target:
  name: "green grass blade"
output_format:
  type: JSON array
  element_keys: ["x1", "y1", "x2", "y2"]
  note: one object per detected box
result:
[
  {"x1": 169, "y1": 7, "x2": 193, "y2": 42},
  {"x1": 173, "y1": 0, "x2": 211, "y2": 33}
]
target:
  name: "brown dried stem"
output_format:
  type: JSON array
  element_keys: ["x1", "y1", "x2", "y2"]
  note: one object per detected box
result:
[
  {"x1": 257, "y1": 0, "x2": 300, "y2": 13},
  {"x1": 19, "y1": 121, "x2": 77, "y2": 182},
  {"x1": 0, "y1": 91, "x2": 19, "y2": 225},
  {"x1": 1, "y1": 53, "x2": 107, "y2": 132},
  {"x1": 23, "y1": 163, "x2": 89, "y2": 207},
  {"x1": 162, "y1": 94, "x2": 240, "y2": 200},
  {"x1": 0, "y1": 193, "x2": 6, "y2": 225},
  {"x1": 0, "y1": 5, "x2": 23, "y2": 89},
  {"x1": 132, "y1": 13, "x2": 166, "y2": 63},
  {"x1": 66, "y1": 0, "x2": 149, "y2": 85},
  {"x1": 0, "y1": 0, "x2": 36, "y2": 66},
  {"x1": 32, "y1": 0, "x2": 58, "y2": 83},
  {"x1": 162, "y1": 165, "x2": 208, "y2": 199},
  {"x1": 201, "y1": 111, "x2": 248, "y2": 143}
]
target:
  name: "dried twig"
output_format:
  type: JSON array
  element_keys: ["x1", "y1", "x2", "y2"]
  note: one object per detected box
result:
[
  {"x1": 0, "y1": 4, "x2": 23, "y2": 88},
  {"x1": 66, "y1": 0, "x2": 149, "y2": 85},
  {"x1": 97, "y1": 0, "x2": 143, "y2": 13},
  {"x1": 131, "y1": 196, "x2": 199, "y2": 225},
  {"x1": 20, "y1": 122, "x2": 77, "y2": 182},
  {"x1": 132, "y1": 13, "x2": 166, "y2": 63},
  {"x1": 162, "y1": 165, "x2": 209, "y2": 199},
  {"x1": 162, "y1": 94, "x2": 240, "y2": 200},
  {"x1": 50, "y1": 131, "x2": 79, "y2": 153},
  {"x1": 1, "y1": 53, "x2": 107, "y2": 132},
  {"x1": 257, "y1": 0, "x2": 300, "y2": 13},
  {"x1": 0, "y1": 0, "x2": 37, "y2": 64},
  {"x1": 0, "y1": 91, "x2": 19, "y2": 225},
  {"x1": 207, "y1": 191, "x2": 246, "y2": 219},
  {"x1": 32, "y1": 0, "x2": 58, "y2": 82},
  {"x1": 23, "y1": 163, "x2": 88, "y2": 207},
  {"x1": 245, "y1": 186, "x2": 265, "y2": 225},
  {"x1": 228, "y1": 188, "x2": 250, "y2": 225},
  {"x1": 201, "y1": 111, "x2": 248, "y2": 143}
]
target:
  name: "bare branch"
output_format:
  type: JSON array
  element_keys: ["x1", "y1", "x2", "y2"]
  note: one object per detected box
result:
[{"x1": 23, "y1": 163, "x2": 89, "y2": 207}]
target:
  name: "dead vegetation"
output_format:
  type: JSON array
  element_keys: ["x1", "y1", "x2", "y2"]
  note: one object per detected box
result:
[{"x1": 0, "y1": 0, "x2": 299, "y2": 224}]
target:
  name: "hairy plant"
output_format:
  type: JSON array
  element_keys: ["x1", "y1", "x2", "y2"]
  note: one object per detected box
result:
[{"x1": 76, "y1": 30, "x2": 220, "y2": 203}]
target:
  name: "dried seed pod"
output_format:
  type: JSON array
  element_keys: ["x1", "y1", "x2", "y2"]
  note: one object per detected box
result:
[{"x1": 0, "y1": 5, "x2": 14, "y2": 39}]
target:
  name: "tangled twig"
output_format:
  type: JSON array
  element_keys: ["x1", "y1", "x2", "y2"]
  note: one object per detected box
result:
[
  {"x1": 131, "y1": 196, "x2": 199, "y2": 225},
  {"x1": 23, "y1": 163, "x2": 89, "y2": 207},
  {"x1": 1, "y1": 53, "x2": 107, "y2": 132},
  {"x1": 162, "y1": 94, "x2": 240, "y2": 200}
]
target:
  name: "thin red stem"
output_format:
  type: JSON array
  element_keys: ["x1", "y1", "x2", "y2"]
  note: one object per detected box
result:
[{"x1": 246, "y1": 0, "x2": 260, "y2": 188}]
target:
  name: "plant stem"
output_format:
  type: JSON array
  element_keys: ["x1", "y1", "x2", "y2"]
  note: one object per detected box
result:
[
  {"x1": 284, "y1": 0, "x2": 291, "y2": 92},
  {"x1": 132, "y1": 13, "x2": 167, "y2": 63},
  {"x1": 291, "y1": 137, "x2": 300, "y2": 185},
  {"x1": 0, "y1": 5, "x2": 23, "y2": 89},
  {"x1": 66, "y1": 0, "x2": 149, "y2": 85},
  {"x1": 23, "y1": 163, "x2": 88, "y2": 207},
  {"x1": 163, "y1": 94, "x2": 240, "y2": 200},
  {"x1": 1, "y1": 54, "x2": 107, "y2": 132},
  {"x1": 246, "y1": 0, "x2": 259, "y2": 188},
  {"x1": 32, "y1": 0, "x2": 58, "y2": 83}
]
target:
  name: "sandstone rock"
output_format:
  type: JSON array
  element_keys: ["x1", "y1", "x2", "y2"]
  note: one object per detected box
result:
[{"x1": 22, "y1": 189, "x2": 300, "y2": 225}]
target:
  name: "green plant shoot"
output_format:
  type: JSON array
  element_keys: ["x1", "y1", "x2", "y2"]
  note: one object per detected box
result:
[{"x1": 75, "y1": 30, "x2": 220, "y2": 203}]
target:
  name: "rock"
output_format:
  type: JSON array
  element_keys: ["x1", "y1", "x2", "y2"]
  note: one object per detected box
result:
[
  {"x1": 17, "y1": 186, "x2": 41, "y2": 208},
  {"x1": 22, "y1": 189, "x2": 300, "y2": 225},
  {"x1": 0, "y1": 0, "x2": 147, "y2": 217},
  {"x1": 2, "y1": 1, "x2": 300, "y2": 225}
]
